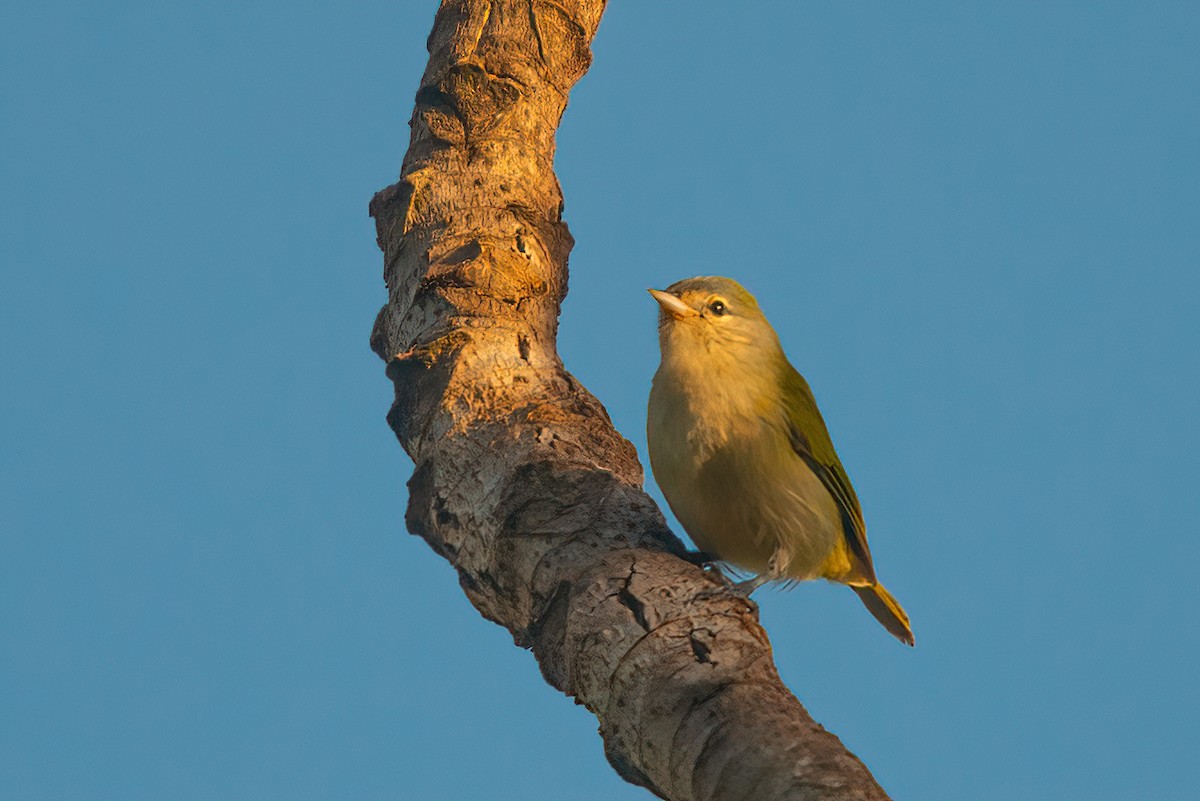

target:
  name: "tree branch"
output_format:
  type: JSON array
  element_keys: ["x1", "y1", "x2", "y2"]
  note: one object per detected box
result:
[{"x1": 369, "y1": 2, "x2": 892, "y2": 798}]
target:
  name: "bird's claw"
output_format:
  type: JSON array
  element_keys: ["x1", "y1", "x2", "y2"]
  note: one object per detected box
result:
[
  {"x1": 690, "y1": 570, "x2": 765, "y2": 604},
  {"x1": 678, "y1": 549, "x2": 717, "y2": 566}
]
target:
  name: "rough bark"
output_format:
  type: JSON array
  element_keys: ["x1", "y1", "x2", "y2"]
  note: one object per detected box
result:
[{"x1": 369, "y1": 2, "x2": 892, "y2": 799}]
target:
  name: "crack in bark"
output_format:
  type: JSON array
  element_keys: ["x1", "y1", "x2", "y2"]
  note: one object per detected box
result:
[
  {"x1": 527, "y1": 0, "x2": 548, "y2": 64},
  {"x1": 617, "y1": 573, "x2": 650, "y2": 632},
  {"x1": 688, "y1": 629, "x2": 716, "y2": 665},
  {"x1": 472, "y1": 0, "x2": 493, "y2": 54}
]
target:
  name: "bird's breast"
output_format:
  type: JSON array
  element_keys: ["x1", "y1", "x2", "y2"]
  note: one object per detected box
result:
[{"x1": 648, "y1": 371, "x2": 842, "y2": 579}]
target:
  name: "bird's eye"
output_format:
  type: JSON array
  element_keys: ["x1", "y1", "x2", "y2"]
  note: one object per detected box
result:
[{"x1": 708, "y1": 299, "x2": 727, "y2": 316}]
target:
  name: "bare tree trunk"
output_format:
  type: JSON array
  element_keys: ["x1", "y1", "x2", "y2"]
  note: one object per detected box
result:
[{"x1": 369, "y1": 2, "x2": 892, "y2": 799}]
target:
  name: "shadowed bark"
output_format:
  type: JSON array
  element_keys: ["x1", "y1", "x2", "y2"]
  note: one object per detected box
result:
[{"x1": 369, "y1": 2, "x2": 892, "y2": 798}]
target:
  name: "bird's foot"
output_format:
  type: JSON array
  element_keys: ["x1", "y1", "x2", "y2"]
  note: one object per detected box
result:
[
  {"x1": 690, "y1": 570, "x2": 767, "y2": 603},
  {"x1": 678, "y1": 549, "x2": 717, "y2": 566},
  {"x1": 729, "y1": 575, "x2": 770, "y2": 596}
]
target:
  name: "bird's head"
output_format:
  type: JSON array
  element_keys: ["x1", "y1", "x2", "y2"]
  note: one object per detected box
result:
[{"x1": 648, "y1": 276, "x2": 783, "y2": 379}]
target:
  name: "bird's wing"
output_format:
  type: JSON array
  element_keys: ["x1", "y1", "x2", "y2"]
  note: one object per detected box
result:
[{"x1": 782, "y1": 365, "x2": 876, "y2": 583}]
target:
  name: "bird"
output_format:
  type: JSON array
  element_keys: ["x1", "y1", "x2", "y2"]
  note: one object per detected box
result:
[{"x1": 646, "y1": 276, "x2": 914, "y2": 645}]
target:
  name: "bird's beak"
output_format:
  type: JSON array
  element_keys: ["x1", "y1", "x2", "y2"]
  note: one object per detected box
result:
[{"x1": 648, "y1": 289, "x2": 697, "y2": 319}]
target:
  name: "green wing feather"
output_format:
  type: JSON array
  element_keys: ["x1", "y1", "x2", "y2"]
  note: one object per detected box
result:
[{"x1": 782, "y1": 365, "x2": 876, "y2": 583}]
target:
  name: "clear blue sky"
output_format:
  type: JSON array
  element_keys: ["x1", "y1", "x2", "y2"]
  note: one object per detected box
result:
[{"x1": 2, "y1": 2, "x2": 1198, "y2": 799}]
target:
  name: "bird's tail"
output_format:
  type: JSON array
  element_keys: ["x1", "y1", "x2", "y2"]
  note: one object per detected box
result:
[{"x1": 853, "y1": 583, "x2": 914, "y2": 646}]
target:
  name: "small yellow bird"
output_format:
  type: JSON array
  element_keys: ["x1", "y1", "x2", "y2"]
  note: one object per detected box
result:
[{"x1": 647, "y1": 276, "x2": 914, "y2": 645}]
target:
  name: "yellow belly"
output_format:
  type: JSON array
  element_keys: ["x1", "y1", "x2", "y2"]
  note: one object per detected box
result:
[{"x1": 648, "y1": 393, "x2": 845, "y2": 582}]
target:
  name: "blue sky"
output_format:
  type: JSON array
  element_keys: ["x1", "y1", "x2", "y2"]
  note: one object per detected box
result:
[{"x1": 2, "y1": 2, "x2": 1198, "y2": 799}]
